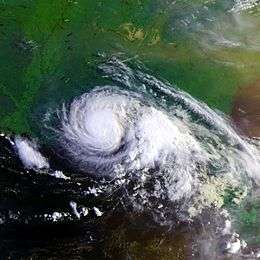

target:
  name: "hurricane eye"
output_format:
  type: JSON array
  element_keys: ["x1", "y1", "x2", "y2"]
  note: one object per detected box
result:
[{"x1": 83, "y1": 109, "x2": 124, "y2": 152}]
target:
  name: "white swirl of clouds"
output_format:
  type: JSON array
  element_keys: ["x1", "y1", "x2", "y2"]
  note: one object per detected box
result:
[
  {"x1": 42, "y1": 58, "x2": 260, "y2": 217},
  {"x1": 59, "y1": 87, "x2": 204, "y2": 191}
]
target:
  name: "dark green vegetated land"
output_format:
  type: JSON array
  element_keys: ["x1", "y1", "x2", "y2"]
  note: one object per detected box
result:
[{"x1": 1, "y1": 0, "x2": 260, "y2": 133}]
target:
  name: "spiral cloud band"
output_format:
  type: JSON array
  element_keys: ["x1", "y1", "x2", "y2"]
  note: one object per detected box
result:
[
  {"x1": 41, "y1": 58, "x2": 260, "y2": 214},
  {"x1": 59, "y1": 88, "x2": 203, "y2": 182}
]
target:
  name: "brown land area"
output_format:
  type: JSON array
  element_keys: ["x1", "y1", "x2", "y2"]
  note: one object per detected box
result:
[{"x1": 232, "y1": 79, "x2": 260, "y2": 137}]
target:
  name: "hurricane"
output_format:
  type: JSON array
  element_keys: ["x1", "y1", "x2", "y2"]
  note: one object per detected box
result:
[
  {"x1": 2, "y1": 57, "x2": 260, "y2": 258},
  {"x1": 37, "y1": 58, "x2": 260, "y2": 222}
]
